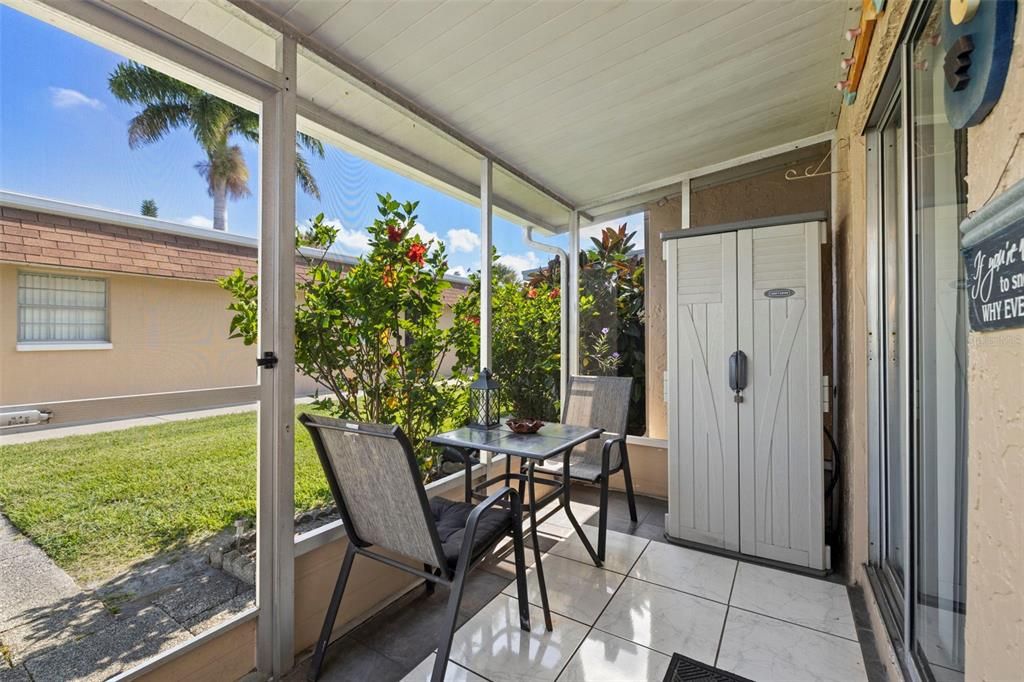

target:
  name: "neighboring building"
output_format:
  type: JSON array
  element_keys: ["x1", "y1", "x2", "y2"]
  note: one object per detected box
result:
[{"x1": 0, "y1": 192, "x2": 469, "y2": 418}]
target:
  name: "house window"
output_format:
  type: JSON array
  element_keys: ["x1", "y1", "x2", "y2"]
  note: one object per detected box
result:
[{"x1": 17, "y1": 271, "x2": 109, "y2": 344}]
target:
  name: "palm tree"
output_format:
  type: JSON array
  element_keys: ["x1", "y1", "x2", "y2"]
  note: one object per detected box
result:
[{"x1": 109, "y1": 62, "x2": 323, "y2": 231}]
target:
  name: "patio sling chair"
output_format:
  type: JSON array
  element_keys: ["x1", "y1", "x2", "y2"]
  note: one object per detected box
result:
[
  {"x1": 533, "y1": 375, "x2": 637, "y2": 561},
  {"x1": 299, "y1": 413, "x2": 545, "y2": 682}
]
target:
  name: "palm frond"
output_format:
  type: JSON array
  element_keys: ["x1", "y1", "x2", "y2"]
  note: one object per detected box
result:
[
  {"x1": 298, "y1": 132, "x2": 325, "y2": 158},
  {"x1": 126, "y1": 103, "x2": 191, "y2": 148},
  {"x1": 195, "y1": 144, "x2": 251, "y2": 199},
  {"x1": 108, "y1": 62, "x2": 196, "y2": 106},
  {"x1": 295, "y1": 150, "x2": 321, "y2": 199},
  {"x1": 189, "y1": 95, "x2": 235, "y2": 150}
]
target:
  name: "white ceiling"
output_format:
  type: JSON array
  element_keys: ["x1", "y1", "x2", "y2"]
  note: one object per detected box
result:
[{"x1": 136, "y1": 0, "x2": 855, "y2": 230}]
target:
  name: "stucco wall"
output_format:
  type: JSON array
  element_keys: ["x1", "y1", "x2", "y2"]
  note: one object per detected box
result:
[
  {"x1": 831, "y1": 0, "x2": 911, "y2": 597},
  {"x1": 689, "y1": 153, "x2": 831, "y2": 228},
  {"x1": 0, "y1": 263, "x2": 272, "y2": 405},
  {"x1": 962, "y1": 7, "x2": 1024, "y2": 679},
  {"x1": 645, "y1": 196, "x2": 682, "y2": 440},
  {"x1": 1, "y1": 263, "x2": 465, "y2": 412}
]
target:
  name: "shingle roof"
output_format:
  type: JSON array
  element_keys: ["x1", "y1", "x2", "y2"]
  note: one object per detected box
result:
[{"x1": 0, "y1": 193, "x2": 471, "y2": 301}]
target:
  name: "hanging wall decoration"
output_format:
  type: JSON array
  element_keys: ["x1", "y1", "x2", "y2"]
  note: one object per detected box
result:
[
  {"x1": 836, "y1": 0, "x2": 886, "y2": 105},
  {"x1": 961, "y1": 177, "x2": 1024, "y2": 331},
  {"x1": 943, "y1": 0, "x2": 1017, "y2": 128}
]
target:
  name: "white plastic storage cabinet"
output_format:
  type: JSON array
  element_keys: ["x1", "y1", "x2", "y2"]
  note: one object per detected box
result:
[{"x1": 663, "y1": 214, "x2": 826, "y2": 570}]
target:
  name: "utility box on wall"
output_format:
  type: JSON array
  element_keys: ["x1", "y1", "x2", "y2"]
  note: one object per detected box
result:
[{"x1": 662, "y1": 213, "x2": 826, "y2": 570}]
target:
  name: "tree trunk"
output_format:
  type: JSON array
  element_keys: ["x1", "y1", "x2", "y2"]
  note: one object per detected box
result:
[{"x1": 212, "y1": 179, "x2": 228, "y2": 231}]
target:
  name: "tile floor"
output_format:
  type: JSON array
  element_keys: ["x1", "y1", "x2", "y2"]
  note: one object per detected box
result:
[{"x1": 289, "y1": 489, "x2": 873, "y2": 682}]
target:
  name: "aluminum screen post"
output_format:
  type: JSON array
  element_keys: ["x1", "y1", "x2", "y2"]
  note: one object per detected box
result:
[
  {"x1": 480, "y1": 157, "x2": 493, "y2": 372},
  {"x1": 567, "y1": 210, "x2": 580, "y2": 375},
  {"x1": 257, "y1": 33, "x2": 297, "y2": 678}
]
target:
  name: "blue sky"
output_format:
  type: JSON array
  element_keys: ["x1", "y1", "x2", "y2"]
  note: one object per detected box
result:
[{"x1": 0, "y1": 5, "x2": 641, "y2": 277}]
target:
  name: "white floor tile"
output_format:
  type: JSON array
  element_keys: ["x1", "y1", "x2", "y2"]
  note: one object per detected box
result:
[
  {"x1": 557, "y1": 630, "x2": 671, "y2": 682},
  {"x1": 549, "y1": 527, "x2": 649, "y2": 575},
  {"x1": 629, "y1": 542, "x2": 737, "y2": 603},
  {"x1": 594, "y1": 577, "x2": 726, "y2": 663},
  {"x1": 538, "y1": 503, "x2": 601, "y2": 535},
  {"x1": 502, "y1": 553, "x2": 624, "y2": 625},
  {"x1": 448, "y1": 594, "x2": 590, "y2": 682},
  {"x1": 717, "y1": 608, "x2": 867, "y2": 682},
  {"x1": 403, "y1": 656, "x2": 488, "y2": 681},
  {"x1": 730, "y1": 563, "x2": 857, "y2": 640}
]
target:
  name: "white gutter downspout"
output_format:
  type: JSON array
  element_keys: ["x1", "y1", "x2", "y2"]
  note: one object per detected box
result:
[
  {"x1": 524, "y1": 226, "x2": 569, "y2": 402},
  {"x1": 567, "y1": 210, "x2": 581, "y2": 378}
]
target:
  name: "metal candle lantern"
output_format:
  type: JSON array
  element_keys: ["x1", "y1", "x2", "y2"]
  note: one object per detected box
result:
[{"x1": 468, "y1": 368, "x2": 501, "y2": 429}]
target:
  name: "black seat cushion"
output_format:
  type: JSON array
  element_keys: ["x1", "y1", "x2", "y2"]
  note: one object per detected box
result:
[{"x1": 429, "y1": 497, "x2": 514, "y2": 569}]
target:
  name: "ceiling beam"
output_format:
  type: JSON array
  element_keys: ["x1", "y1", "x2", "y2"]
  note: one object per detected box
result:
[
  {"x1": 297, "y1": 100, "x2": 562, "y2": 234},
  {"x1": 228, "y1": 0, "x2": 579, "y2": 213}
]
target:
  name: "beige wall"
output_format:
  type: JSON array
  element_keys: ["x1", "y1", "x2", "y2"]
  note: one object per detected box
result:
[
  {"x1": 645, "y1": 196, "x2": 682, "y2": 440},
  {"x1": 1, "y1": 263, "x2": 466, "y2": 412},
  {"x1": 0, "y1": 264, "x2": 267, "y2": 405},
  {"x1": 962, "y1": 7, "x2": 1024, "y2": 678},
  {"x1": 690, "y1": 154, "x2": 831, "y2": 228}
]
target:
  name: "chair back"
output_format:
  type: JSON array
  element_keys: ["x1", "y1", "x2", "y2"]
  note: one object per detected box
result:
[
  {"x1": 562, "y1": 375, "x2": 633, "y2": 468},
  {"x1": 300, "y1": 414, "x2": 446, "y2": 570}
]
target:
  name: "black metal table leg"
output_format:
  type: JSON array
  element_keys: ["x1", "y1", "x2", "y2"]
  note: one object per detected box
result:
[
  {"x1": 526, "y1": 462, "x2": 553, "y2": 631},
  {"x1": 560, "y1": 447, "x2": 602, "y2": 567},
  {"x1": 461, "y1": 447, "x2": 472, "y2": 503}
]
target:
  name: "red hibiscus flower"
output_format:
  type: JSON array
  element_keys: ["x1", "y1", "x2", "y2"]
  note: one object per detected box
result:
[
  {"x1": 386, "y1": 223, "x2": 404, "y2": 242},
  {"x1": 527, "y1": 288, "x2": 538, "y2": 299},
  {"x1": 469, "y1": 316, "x2": 480, "y2": 326},
  {"x1": 548, "y1": 287, "x2": 560, "y2": 300},
  {"x1": 407, "y1": 242, "x2": 427, "y2": 266}
]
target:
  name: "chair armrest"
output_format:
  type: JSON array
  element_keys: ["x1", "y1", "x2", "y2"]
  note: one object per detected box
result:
[{"x1": 457, "y1": 486, "x2": 521, "y2": 571}]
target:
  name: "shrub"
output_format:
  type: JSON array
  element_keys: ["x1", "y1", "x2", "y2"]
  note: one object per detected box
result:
[
  {"x1": 219, "y1": 194, "x2": 473, "y2": 475},
  {"x1": 452, "y1": 253, "x2": 561, "y2": 421}
]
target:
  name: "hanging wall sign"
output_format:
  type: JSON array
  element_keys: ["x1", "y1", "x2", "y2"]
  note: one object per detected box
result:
[
  {"x1": 964, "y1": 216, "x2": 1024, "y2": 331},
  {"x1": 943, "y1": 0, "x2": 1017, "y2": 129}
]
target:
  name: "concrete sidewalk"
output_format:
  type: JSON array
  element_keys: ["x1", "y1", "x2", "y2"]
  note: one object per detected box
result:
[
  {"x1": 0, "y1": 515, "x2": 253, "y2": 682},
  {"x1": 0, "y1": 397, "x2": 316, "y2": 446}
]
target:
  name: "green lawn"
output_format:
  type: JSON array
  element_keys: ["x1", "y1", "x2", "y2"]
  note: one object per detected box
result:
[{"x1": 0, "y1": 408, "x2": 332, "y2": 583}]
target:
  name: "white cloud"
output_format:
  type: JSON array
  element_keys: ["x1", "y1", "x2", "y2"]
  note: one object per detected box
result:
[
  {"x1": 497, "y1": 252, "x2": 541, "y2": 279},
  {"x1": 446, "y1": 228, "x2": 480, "y2": 253},
  {"x1": 49, "y1": 87, "x2": 104, "y2": 110},
  {"x1": 410, "y1": 222, "x2": 440, "y2": 244},
  {"x1": 179, "y1": 215, "x2": 213, "y2": 229},
  {"x1": 321, "y1": 218, "x2": 370, "y2": 256}
]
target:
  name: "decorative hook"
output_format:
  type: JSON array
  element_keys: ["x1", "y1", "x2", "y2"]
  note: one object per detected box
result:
[{"x1": 784, "y1": 139, "x2": 849, "y2": 181}]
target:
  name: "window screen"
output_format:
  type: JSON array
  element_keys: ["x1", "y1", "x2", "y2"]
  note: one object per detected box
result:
[{"x1": 17, "y1": 272, "x2": 108, "y2": 343}]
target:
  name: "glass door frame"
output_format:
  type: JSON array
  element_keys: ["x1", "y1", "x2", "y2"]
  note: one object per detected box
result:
[
  {"x1": 866, "y1": 3, "x2": 967, "y2": 680},
  {"x1": 868, "y1": 77, "x2": 914, "y2": 643}
]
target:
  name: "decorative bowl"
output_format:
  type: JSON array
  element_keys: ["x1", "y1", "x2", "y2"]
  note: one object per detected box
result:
[{"x1": 506, "y1": 418, "x2": 544, "y2": 434}]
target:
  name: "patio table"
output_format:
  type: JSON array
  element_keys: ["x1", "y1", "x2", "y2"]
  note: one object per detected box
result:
[{"x1": 426, "y1": 422, "x2": 604, "y2": 569}]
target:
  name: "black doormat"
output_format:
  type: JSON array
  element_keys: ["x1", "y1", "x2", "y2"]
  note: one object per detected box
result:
[{"x1": 662, "y1": 653, "x2": 754, "y2": 682}]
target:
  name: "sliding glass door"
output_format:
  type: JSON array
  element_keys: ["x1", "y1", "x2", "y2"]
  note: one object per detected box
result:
[
  {"x1": 909, "y1": 4, "x2": 969, "y2": 678},
  {"x1": 877, "y1": 93, "x2": 909, "y2": 622},
  {"x1": 869, "y1": 3, "x2": 969, "y2": 680}
]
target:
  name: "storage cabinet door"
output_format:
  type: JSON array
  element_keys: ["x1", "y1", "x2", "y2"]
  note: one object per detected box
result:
[
  {"x1": 666, "y1": 232, "x2": 739, "y2": 551},
  {"x1": 737, "y1": 223, "x2": 824, "y2": 569}
]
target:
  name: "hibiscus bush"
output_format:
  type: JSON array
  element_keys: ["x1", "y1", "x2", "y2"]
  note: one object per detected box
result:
[
  {"x1": 219, "y1": 193, "x2": 474, "y2": 475},
  {"x1": 452, "y1": 252, "x2": 562, "y2": 421}
]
